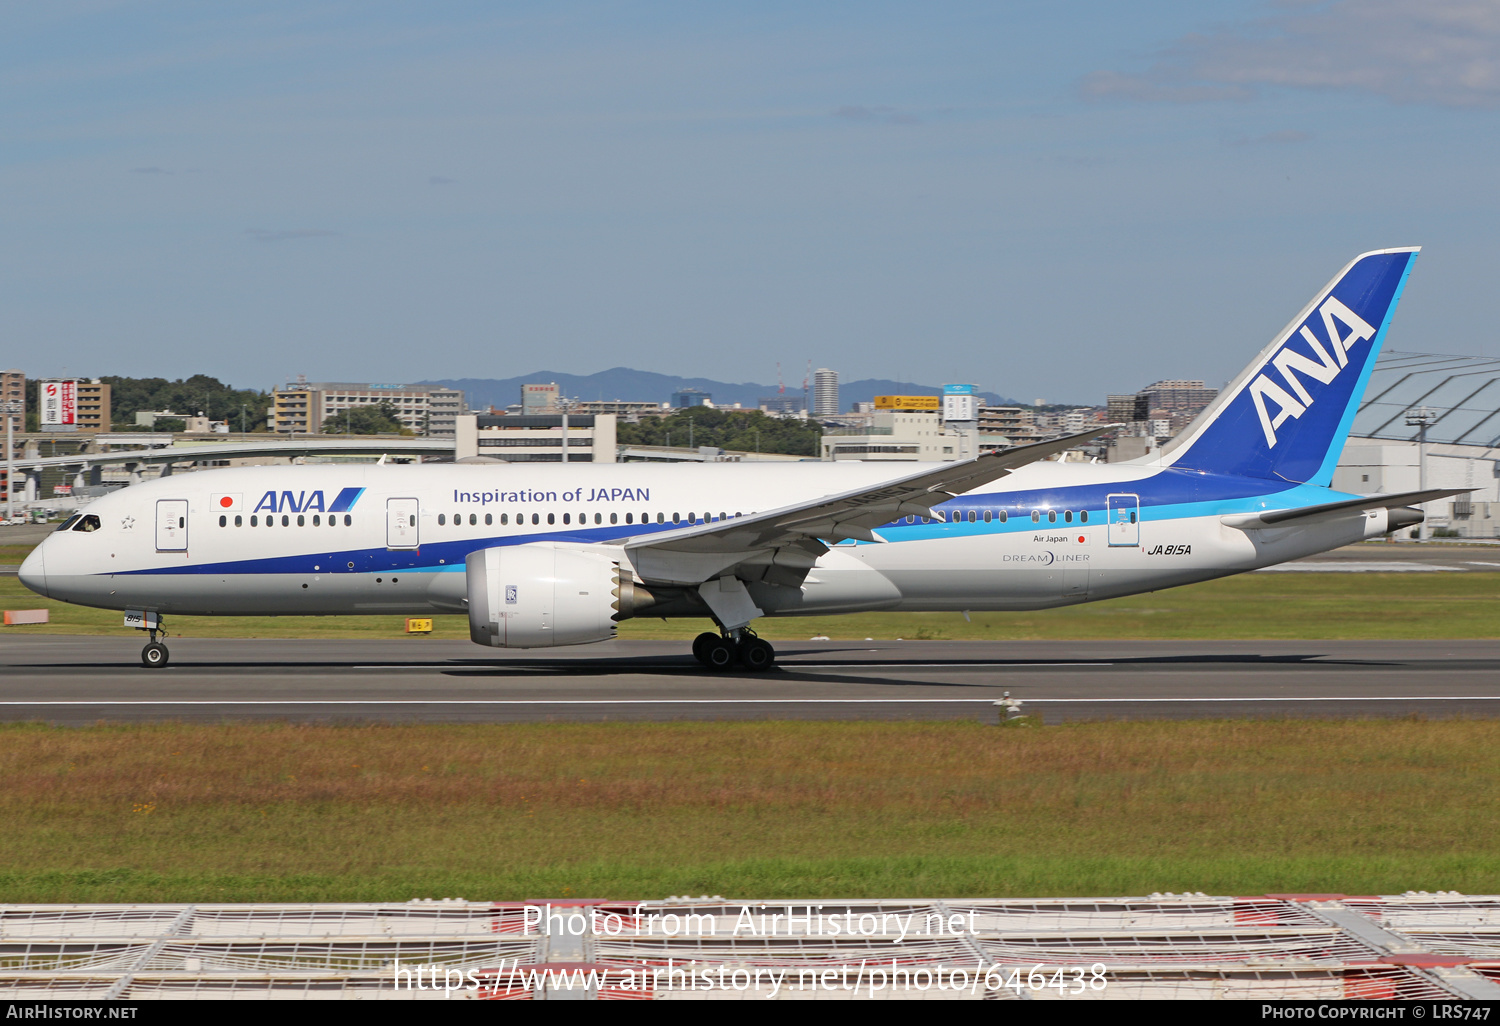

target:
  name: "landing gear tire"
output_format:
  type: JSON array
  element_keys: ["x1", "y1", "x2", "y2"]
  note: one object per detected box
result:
[
  {"x1": 141, "y1": 642, "x2": 169, "y2": 669},
  {"x1": 692, "y1": 632, "x2": 720, "y2": 666},
  {"x1": 738, "y1": 637, "x2": 776, "y2": 672},
  {"x1": 703, "y1": 638, "x2": 737, "y2": 671}
]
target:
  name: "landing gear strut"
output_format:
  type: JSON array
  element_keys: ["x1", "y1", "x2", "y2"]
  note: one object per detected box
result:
[{"x1": 691, "y1": 629, "x2": 775, "y2": 672}]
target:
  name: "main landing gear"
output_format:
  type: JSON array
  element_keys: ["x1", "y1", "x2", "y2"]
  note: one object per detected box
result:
[{"x1": 692, "y1": 630, "x2": 776, "y2": 672}]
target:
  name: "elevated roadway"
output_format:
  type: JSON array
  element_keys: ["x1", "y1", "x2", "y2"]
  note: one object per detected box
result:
[{"x1": 6, "y1": 436, "x2": 453, "y2": 474}]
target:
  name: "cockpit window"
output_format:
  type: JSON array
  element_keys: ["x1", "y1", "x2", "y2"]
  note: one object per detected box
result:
[
  {"x1": 71, "y1": 514, "x2": 102, "y2": 533},
  {"x1": 55, "y1": 514, "x2": 81, "y2": 532}
]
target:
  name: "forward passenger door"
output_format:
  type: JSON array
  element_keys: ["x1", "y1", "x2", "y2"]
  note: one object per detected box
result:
[
  {"x1": 387, "y1": 498, "x2": 420, "y2": 549},
  {"x1": 155, "y1": 499, "x2": 188, "y2": 551}
]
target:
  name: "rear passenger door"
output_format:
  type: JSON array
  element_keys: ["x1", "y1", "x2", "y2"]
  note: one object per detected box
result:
[{"x1": 1107, "y1": 493, "x2": 1140, "y2": 547}]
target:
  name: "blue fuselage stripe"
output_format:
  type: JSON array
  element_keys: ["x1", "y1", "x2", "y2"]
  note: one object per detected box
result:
[{"x1": 111, "y1": 469, "x2": 1343, "y2": 577}]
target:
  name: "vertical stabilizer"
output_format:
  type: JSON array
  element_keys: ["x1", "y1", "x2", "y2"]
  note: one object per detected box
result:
[{"x1": 1156, "y1": 248, "x2": 1419, "y2": 486}]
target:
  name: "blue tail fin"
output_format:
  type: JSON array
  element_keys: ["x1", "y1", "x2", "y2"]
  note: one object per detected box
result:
[{"x1": 1158, "y1": 247, "x2": 1419, "y2": 486}]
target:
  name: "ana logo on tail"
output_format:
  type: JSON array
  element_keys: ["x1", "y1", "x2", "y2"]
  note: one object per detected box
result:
[{"x1": 1249, "y1": 296, "x2": 1376, "y2": 448}]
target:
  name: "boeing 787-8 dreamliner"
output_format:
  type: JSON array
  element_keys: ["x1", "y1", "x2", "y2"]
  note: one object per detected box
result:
[{"x1": 20, "y1": 248, "x2": 1464, "y2": 670}]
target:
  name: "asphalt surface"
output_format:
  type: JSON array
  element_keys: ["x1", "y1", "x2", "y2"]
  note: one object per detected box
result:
[{"x1": 3, "y1": 636, "x2": 1499, "y2": 725}]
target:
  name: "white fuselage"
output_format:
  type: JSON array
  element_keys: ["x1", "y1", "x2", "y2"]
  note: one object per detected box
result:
[{"x1": 20, "y1": 460, "x2": 1387, "y2": 622}]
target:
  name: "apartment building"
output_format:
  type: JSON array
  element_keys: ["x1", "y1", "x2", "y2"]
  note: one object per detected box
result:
[{"x1": 270, "y1": 381, "x2": 465, "y2": 436}]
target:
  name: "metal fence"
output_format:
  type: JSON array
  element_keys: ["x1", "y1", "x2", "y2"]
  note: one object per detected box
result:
[{"x1": 3, "y1": 893, "x2": 1499, "y2": 1000}]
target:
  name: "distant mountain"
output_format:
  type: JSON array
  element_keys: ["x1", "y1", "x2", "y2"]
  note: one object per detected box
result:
[{"x1": 420, "y1": 368, "x2": 1022, "y2": 412}]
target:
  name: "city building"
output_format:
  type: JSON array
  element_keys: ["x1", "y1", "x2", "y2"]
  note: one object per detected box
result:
[
  {"x1": 977, "y1": 406, "x2": 1040, "y2": 442},
  {"x1": 573, "y1": 400, "x2": 665, "y2": 419},
  {"x1": 1139, "y1": 379, "x2": 1219, "y2": 417},
  {"x1": 1, "y1": 370, "x2": 23, "y2": 434},
  {"x1": 455, "y1": 413, "x2": 617, "y2": 463},
  {"x1": 1103, "y1": 379, "x2": 1217, "y2": 460},
  {"x1": 672, "y1": 388, "x2": 712, "y2": 408},
  {"x1": 270, "y1": 380, "x2": 465, "y2": 437},
  {"x1": 75, "y1": 380, "x2": 111, "y2": 432},
  {"x1": 812, "y1": 368, "x2": 839, "y2": 417},
  {"x1": 521, "y1": 383, "x2": 560, "y2": 415},
  {"x1": 1106, "y1": 393, "x2": 1150, "y2": 425},
  {"x1": 759, "y1": 395, "x2": 805, "y2": 416},
  {"x1": 821, "y1": 395, "x2": 1014, "y2": 462}
]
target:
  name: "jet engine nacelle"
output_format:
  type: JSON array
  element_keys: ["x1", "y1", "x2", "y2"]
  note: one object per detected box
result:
[{"x1": 465, "y1": 543, "x2": 653, "y2": 648}]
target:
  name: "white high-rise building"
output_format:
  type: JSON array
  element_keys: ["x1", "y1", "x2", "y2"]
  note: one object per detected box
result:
[{"x1": 813, "y1": 368, "x2": 839, "y2": 417}]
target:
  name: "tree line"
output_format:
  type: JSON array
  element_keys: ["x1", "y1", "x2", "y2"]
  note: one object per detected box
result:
[
  {"x1": 23, "y1": 375, "x2": 272, "y2": 432},
  {"x1": 615, "y1": 408, "x2": 823, "y2": 456}
]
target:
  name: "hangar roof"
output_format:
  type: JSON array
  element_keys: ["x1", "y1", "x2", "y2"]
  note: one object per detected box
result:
[{"x1": 1354, "y1": 350, "x2": 1500, "y2": 449}]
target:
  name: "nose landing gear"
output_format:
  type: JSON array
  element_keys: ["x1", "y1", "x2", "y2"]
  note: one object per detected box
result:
[
  {"x1": 141, "y1": 638, "x2": 169, "y2": 668},
  {"x1": 129, "y1": 612, "x2": 170, "y2": 669},
  {"x1": 691, "y1": 629, "x2": 776, "y2": 672}
]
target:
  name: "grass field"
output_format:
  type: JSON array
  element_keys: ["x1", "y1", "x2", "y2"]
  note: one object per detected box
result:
[
  {"x1": 2, "y1": 719, "x2": 1497, "y2": 903},
  {"x1": 4, "y1": 567, "x2": 1498, "y2": 641}
]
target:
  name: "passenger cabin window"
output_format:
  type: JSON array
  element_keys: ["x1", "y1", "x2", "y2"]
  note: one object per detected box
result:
[
  {"x1": 251, "y1": 515, "x2": 258, "y2": 526},
  {"x1": 1064, "y1": 511, "x2": 1073, "y2": 523},
  {"x1": 1048, "y1": 511, "x2": 1057, "y2": 524},
  {"x1": 563, "y1": 513, "x2": 570, "y2": 525},
  {"x1": 547, "y1": 513, "x2": 555, "y2": 525},
  {"x1": 297, "y1": 514, "x2": 305, "y2": 527},
  {"x1": 485, "y1": 514, "x2": 493, "y2": 526},
  {"x1": 218, "y1": 515, "x2": 226, "y2": 527},
  {"x1": 313, "y1": 515, "x2": 321, "y2": 526},
  {"x1": 235, "y1": 515, "x2": 242, "y2": 527},
  {"x1": 438, "y1": 514, "x2": 446, "y2": 526},
  {"x1": 611, "y1": 513, "x2": 618, "y2": 524},
  {"x1": 470, "y1": 513, "x2": 477, "y2": 526},
  {"x1": 968, "y1": 510, "x2": 976, "y2": 523},
  {"x1": 983, "y1": 510, "x2": 992, "y2": 523},
  {"x1": 999, "y1": 510, "x2": 1008, "y2": 523},
  {"x1": 625, "y1": 513, "x2": 633, "y2": 524},
  {"x1": 1080, "y1": 511, "x2": 1089, "y2": 523},
  {"x1": 1031, "y1": 510, "x2": 1040, "y2": 523},
  {"x1": 673, "y1": 512, "x2": 681, "y2": 525},
  {"x1": 344, "y1": 515, "x2": 352, "y2": 526}
]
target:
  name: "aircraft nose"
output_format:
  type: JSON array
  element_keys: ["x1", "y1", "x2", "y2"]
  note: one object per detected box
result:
[{"x1": 18, "y1": 544, "x2": 47, "y2": 598}]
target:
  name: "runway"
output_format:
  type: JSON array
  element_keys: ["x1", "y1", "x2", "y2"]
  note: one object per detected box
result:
[{"x1": 4, "y1": 637, "x2": 1500, "y2": 725}]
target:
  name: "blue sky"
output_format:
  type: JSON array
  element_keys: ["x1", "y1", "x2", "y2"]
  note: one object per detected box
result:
[{"x1": 4, "y1": 1, "x2": 1499, "y2": 404}]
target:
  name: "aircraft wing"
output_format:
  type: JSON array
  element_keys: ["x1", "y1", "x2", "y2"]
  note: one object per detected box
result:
[
  {"x1": 623, "y1": 426, "x2": 1116, "y2": 588},
  {"x1": 1220, "y1": 487, "x2": 1474, "y2": 530}
]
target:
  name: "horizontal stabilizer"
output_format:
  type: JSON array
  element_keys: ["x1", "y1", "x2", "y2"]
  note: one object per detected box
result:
[{"x1": 1221, "y1": 488, "x2": 1474, "y2": 530}]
